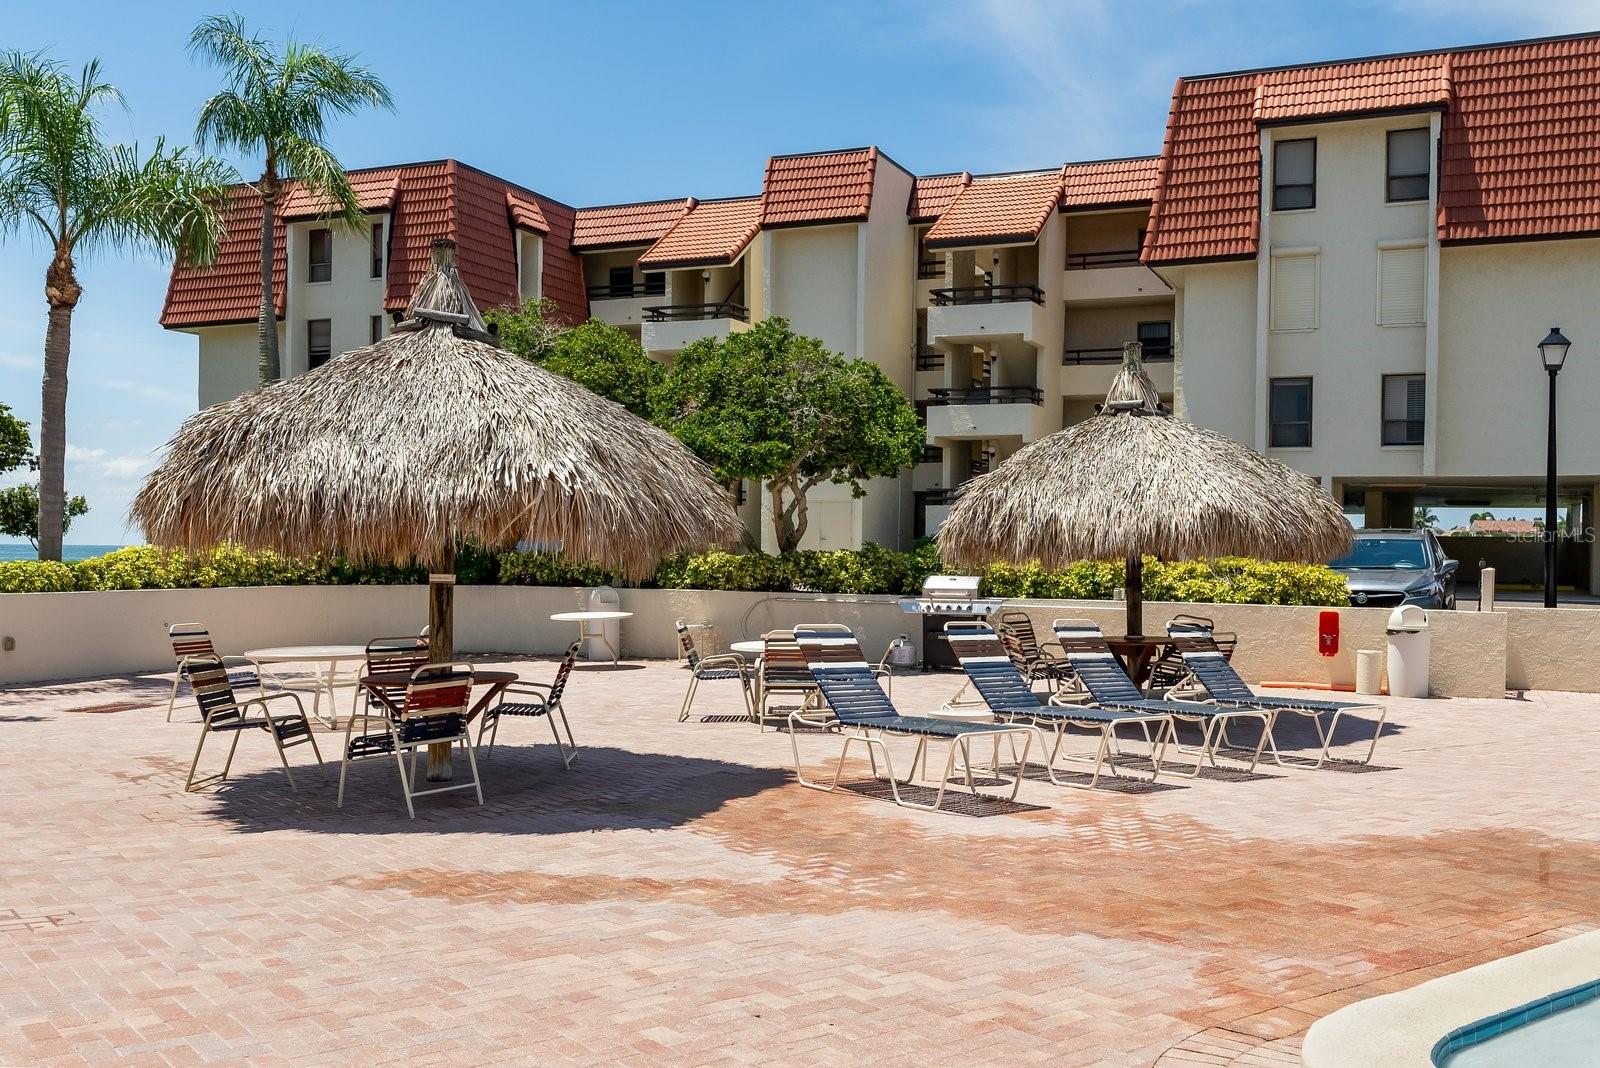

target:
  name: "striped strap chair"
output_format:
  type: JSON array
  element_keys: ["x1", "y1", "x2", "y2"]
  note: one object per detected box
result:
[
  {"x1": 355, "y1": 635, "x2": 431, "y2": 725},
  {"x1": 338, "y1": 662, "x2": 482, "y2": 819},
  {"x1": 1147, "y1": 614, "x2": 1236, "y2": 699},
  {"x1": 166, "y1": 623, "x2": 263, "y2": 722},
  {"x1": 756, "y1": 629, "x2": 822, "y2": 730},
  {"x1": 993, "y1": 610, "x2": 1078, "y2": 695},
  {"x1": 675, "y1": 620, "x2": 754, "y2": 723},
  {"x1": 477, "y1": 641, "x2": 580, "y2": 767},
  {"x1": 183, "y1": 656, "x2": 322, "y2": 793}
]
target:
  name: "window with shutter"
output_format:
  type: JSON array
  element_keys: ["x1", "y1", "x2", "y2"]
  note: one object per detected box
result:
[
  {"x1": 1386, "y1": 129, "x2": 1431, "y2": 203},
  {"x1": 1270, "y1": 252, "x2": 1318, "y2": 332},
  {"x1": 1382, "y1": 374, "x2": 1425, "y2": 445},
  {"x1": 307, "y1": 319, "x2": 332, "y2": 370},
  {"x1": 1378, "y1": 245, "x2": 1425, "y2": 326},
  {"x1": 1273, "y1": 139, "x2": 1316, "y2": 210}
]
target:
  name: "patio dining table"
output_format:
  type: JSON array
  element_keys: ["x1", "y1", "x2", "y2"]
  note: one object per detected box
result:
[
  {"x1": 358, "y1": 668, "x2": 519, "y2": 782},
  {"x1": 244, "y1": 645, "x2": 368, "y2": 729},
  {"x1": 1103, "y1": 635, "x2": 1177, "y2": 689}
]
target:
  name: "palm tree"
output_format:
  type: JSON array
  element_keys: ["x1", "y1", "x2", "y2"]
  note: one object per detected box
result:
[
  {"x1": 0, "y1": 52, "x2": 229, "y2": 561},
  {"x1": 1413, "y1": 506, "x2": 1440, "y2": 530},
  {"x1": 188, "y1": 15, "x2": 393, "y2": 383}
]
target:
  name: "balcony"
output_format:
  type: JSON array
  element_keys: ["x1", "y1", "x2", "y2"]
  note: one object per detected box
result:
[
  {"x1": 1061, "y1": 251, "x2": 1169, "y2": 304},
  {"x1": 917, "y1": 260, "x2": 944, "y2": 280},
  {"x1": 914, "y1": 487, "x2": 961, "y2": 538},
  {"x1": 642, "y1": 303, "x2": 750, "y2": 356},
  {"x1": 1063, "y1": 345, "x2": 1173, "y2": 365},
  {"x1": 926, "y1": 285, "x2": 1048, "y2": 348},
  {"x1": 924, "y1": 386, "x2": 1045, "y2": 444},
  {"x1": 915, "y1": 349, "x2": 944, "y2": 371},
  {"x1": 586, "y1": 281, "x2": 666, "y2": 330}
]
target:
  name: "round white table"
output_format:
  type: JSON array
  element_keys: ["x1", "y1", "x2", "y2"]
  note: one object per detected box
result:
[
  {"x1": 549, "y1": 610, "x2": 633, "y2": 664},
  {"x1": 244, "y1": 645, "x2": 368, "y2": 728},
  {"x1": 730, "y1": 640, "x2": 766, "y2": 658}
]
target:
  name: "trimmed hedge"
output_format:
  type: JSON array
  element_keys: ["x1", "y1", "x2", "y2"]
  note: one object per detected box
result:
[{"x1": 0, "y1": 543, "x2": 1348, "y2": 606}]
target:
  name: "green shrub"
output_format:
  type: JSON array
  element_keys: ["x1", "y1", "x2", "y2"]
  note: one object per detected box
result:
[{"x1": 0, "y1": 542, "x2": 1349, "y2": 608}]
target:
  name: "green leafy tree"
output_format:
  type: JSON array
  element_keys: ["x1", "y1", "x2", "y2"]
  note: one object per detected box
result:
[
  {"x1": 189, "y1": 15, "x2": 393, "y2": 382},
  {"x1": 0, "y1": 52, "x2": 227, "y2": 560},
  {"x1": 652, "y1": 317, "x2": 924, "y2": 552},
  {"x1": 0, "y1": 402, "x2": 29, "y2": 474},
  {"x1": 486, "y1": 300, "x2": 662, "y2": 418},
  {"x1": 0, "y1": 483, "x2": 87, "y2": 550},
  {"x1": 1413, "y1": 506, "x2": 1439, "y2": 530}
]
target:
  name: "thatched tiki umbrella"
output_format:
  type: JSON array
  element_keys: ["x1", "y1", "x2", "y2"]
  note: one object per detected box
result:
[
  {"x1": 135, "y1": 239, "x2": 740, "y2": 768},
  {"x1": 938, "y1": 342, "x2": 1352, "y2": 636}
]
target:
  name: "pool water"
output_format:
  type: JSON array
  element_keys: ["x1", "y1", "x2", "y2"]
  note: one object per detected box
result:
[{"x1": 1437, "y1": 980, "x2": 1600, "y2": 1066}]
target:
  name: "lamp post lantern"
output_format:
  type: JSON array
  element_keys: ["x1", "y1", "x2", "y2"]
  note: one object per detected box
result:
[{"x1": 1539, "y1": 327, "x2": 1571, "y2": 608}]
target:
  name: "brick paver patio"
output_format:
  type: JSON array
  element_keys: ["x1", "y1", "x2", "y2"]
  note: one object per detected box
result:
[{"x1": 2, "y1": 657, "x2": 1598, "y2": 1066}]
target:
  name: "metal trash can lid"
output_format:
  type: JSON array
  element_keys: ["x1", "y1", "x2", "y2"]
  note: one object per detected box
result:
[{"x1": 1385, "y1": 604, "x2": 1429, "y2": 633}]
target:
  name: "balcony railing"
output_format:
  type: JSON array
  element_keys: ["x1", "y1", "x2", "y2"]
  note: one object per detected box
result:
[
  {"x1": 587, "y1": 281, "x2": 666, "y2": 300},
  {"x1": 927, "y1": 385, "x2": 1044, "y2": 406},
  {"x1": 1064, "y1": 345, "x2": 1173, "y2": 364},
  {"x1": 915, "y1": 349, "x2": 944, "y2": 370},
  {"x1": 921, "y1": 444, "x2": 944, "y2": 464},
  {"x1": 1065, "y1": 248, "x2": 1143, "y2": 270},
  {"x1": 642, "y1": 302, "x2": 749, "y2": 323},
  {"x1": 928, "y1": 283, "x2": 1045, "y2": 306},
  {"x1": 917, "y1": 260, "x2": 944, "y2": 280},
  {"x1": 916, "y1": 487, "x2": 960, "y2": 507}
]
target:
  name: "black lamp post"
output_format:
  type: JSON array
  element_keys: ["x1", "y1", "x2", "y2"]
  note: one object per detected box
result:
[{"x1": 1539, "y1": 327, "x2": 1572, "y2": 608}]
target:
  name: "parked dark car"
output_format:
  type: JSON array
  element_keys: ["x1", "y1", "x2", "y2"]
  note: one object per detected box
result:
[{"x1": 1329, "y1": 528, "x2": 1459, "y2": 610}]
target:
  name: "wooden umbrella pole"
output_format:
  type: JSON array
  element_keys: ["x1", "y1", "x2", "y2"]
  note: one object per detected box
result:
[
  {"x1": 425, "y1": 542, "x2": 457, "y2": 782},
  {"x1": 1125, "y1": 553, "x2": 1143, "y2": 639}
]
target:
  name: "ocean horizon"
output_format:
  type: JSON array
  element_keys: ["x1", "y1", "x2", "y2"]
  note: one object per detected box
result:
[{"x1": 0, "y1": 544, "x2": 129, "y2": 562}]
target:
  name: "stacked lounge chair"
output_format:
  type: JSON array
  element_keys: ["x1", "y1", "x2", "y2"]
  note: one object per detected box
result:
[
  {"x1": 1051, "y1": 619, "x2": 1278, "y2": 777},
  {"x1": 792, "y1": 624, "x2": 1035, "y2": 812},
  {"x1": 944, "y1": 621, "x2": 1171, "y2": 788},
  {"x1": 1165, "y1": 620, "x2": 1387, "y2": 767}
]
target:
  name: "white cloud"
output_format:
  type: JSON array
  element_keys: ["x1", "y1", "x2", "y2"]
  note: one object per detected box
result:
[
  {"x1": 1386, "y1": 0, "x2": 1600, "y2": 31},
  {"x1": 66, "y1": 443, "x2": 154, "y2": 481},
  {"x1": 90, "y1": 378, "x2": 186, "y2": 406}
]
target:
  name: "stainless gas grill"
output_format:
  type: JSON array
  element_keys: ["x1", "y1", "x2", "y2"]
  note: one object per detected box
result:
[{"x1": 898, "y1": 575, "x2": 1005, "y2": 670}]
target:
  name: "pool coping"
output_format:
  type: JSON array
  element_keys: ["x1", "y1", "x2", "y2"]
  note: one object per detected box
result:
[{"x1": 1300, "y1": 930, "x2": 1600, "y2": 1067}]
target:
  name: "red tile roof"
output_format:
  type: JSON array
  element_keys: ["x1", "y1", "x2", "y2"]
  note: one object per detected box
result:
[
  {"x1": 163, "y1": 185, "x2": 287, "y2": 328},
  {"x1": 1060, "y1": 157, "x2": 1160, "y2": 210},
  {"x1": 760, "y1": 147, "x2": 878, "y2": 228},
  {"x1": 923, "y1": 168, "x2": 1065, "y2": 250},
  {"x1": 1144, "y1": 33, "x2": 1600, "y2": 264},
  {"x1": 279, "y1": 169, "x2": 402, "y2": 220},
  {"x1": 637, "y1": 197, "x2": 763, "y2": 270},
  {"x1": 572, "y1": 199, "x2": 695, "y2": 251},
  {"x1": 1252, "y1": 54, "x2": 1452, "y2": 124},
  {"x1": 162, "y1": 160, "x2": 587, "y2": 329},
  {"x1": 908, "y1": 172, "x2": 971, "y2": 222}
]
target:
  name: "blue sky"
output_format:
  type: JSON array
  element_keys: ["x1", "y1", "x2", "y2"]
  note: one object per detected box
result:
[{"x1": 1, "y1": 0, "x2": 1593, "y2": 545}]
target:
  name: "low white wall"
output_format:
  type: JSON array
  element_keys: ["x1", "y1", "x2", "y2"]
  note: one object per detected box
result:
[{"x1": 0, "y1": 584, "x2": 1571, "y2": 699}]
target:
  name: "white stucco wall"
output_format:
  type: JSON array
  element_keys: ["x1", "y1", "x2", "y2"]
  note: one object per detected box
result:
[
  {"x1": 192, "y1": 323, "x2": 278, "y2": 408},
  {"x1": 1263, "y1": 116, "x2": 1432, "y2": 479},
  {"x1": 286, "y1": 216, "x2": 389, "y2": 377},
  {"x1": 1167, "y1": 260, "x2": 1258, "y2": 444},
  {"x1": 1435, "y1": 239, "x2": 1600, "y2": 479},
  {"x1": 765, "y1": 224, "x2": 859, "y2": 357}
]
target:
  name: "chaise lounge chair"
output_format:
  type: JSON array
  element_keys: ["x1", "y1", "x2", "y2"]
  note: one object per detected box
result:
[
  {"x1": 1164, "y1": 620, "x2": 1387, "y2": 767},
  {"x1": 1051, "y1": 619, "x2": 1278, "y2": 777},
  {"x1": 792, "y1": 625, "x2": 1036, "y2": 812},
  {"x1": 943, "y1": 621, "x2": 1171, "y2": 788}
]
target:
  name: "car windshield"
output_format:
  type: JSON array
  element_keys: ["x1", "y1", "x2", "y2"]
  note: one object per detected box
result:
[{"x1": 1330, "y1": 538, "x2": 1430, "y2": 570}]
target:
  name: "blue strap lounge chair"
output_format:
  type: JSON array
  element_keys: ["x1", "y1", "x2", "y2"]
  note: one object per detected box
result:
[
  {"x1": 1050, "y1": 619, "x2": 1278, "y2": 777},
  {"x1": 1165, "y1": 620, "x2": 1386, "y2": 767},
  {"x1": 792, "y1": 625, "x2": 1036, "y2": 812},
  {"x1": 943, "y1": 621, "x2": 1172, "y2": 788}
]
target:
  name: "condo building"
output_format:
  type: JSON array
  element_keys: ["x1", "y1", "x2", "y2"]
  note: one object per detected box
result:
[{"x1": 164, "y1": 31, "x2": 1600, "y2": 587}]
